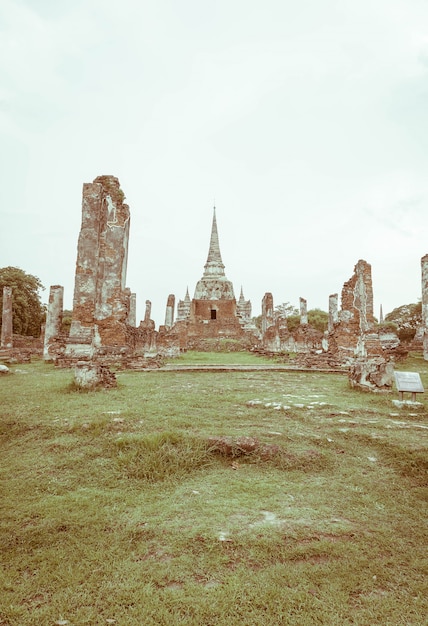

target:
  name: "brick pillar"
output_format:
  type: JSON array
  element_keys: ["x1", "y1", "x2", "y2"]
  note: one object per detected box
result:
[
  {"x1": 164, "y1": 294, "x2": 175, "y2": 330},
  {"x1": 328, "y1": 294, "x2": 338, "y2": 332},
  {"x1": 421, "y1": 254, "x2": 428, "y2": 360},
  {"x1": 144, "y1": 300, "x2": 152, "y2": 324},
  {"x1": 299, "y1": 297, "x2": 308, "y2": 325},
  {"x1": 261, "y1": 292, "x2": 274, "y2": 335},
  {"x1": 129, "y1": 293, "x2": 136, "y2": 327},
  {"x1": 69, "y1": 175, "x2": 130, "y2": 346},
  {"x1": 43, "y1": 285, "x2": 64, "y2": 360},
  {"x1": 1, "y1": 286, "x2": 13, "y2": 349}
]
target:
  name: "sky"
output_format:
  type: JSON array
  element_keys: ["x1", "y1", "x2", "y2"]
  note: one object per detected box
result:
[{"x1": 1, "y1": 0, "x2": 428, "y2": 327}]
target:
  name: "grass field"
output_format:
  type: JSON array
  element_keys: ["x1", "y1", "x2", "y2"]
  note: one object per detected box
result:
[{"x1": 0, "y1": 352, "x2": 427, "y2": 625}]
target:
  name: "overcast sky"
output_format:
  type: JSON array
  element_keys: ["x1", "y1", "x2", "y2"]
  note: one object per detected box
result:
[{"x1": 1, "y1": 0, "x2": 428, "y2": 326}]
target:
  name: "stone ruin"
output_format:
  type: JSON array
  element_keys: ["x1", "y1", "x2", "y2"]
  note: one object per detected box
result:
[
  {"x1": 325, "y1": 259, "x2": 381, "y2": 363},
  {"x1": 0, "y1": 285, "x2": 42, "y2": 364},
  {"x1": 66, "y1": 175, "x2": 131, "y2": 357},
  {"x1": 422, "y1": 254, "x2": 428, "y2": 361},
  {"x1": 43, "y1": 285, "x2": 64, "y2": 361},
  {"x1": 324, "y1": 260, "x2": 396, "y2": 388},
  {"x1": 348, "y1": 356, "x2": 394, "y2": 393},
  {"x1": 52, "y1": 176, "x2": 160, "y2": 368},
  {"x1": 73, "y1": 361, "x2": 117, "y2": 390},
  {"x1": 1, "y1": 286, "x2": 13, "y2": 350},
  {"x1": 157, "y1": 208, "x2": 260, "y2": 352},
  {"x1": 259, "y1": 292, "x2": 324, "y2": 356},
  {"x1": 253, "y1": 259, "x2": 403, "y2": 386},
  {"x1": 4, "y1": 172, "x2": 419, "y2": 379}
]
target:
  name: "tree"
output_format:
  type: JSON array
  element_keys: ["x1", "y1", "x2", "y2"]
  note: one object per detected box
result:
[
  {"x1": 0, "y1": 267, "x2": 45, "y2": 337},
  {"x1": 385, "y1": 302, "x2": 421, "y2": 342},
  {"x1": 307, "y1": 308, "x2": 328, "y2": 333},
  {"x1": 274, "y1": 302, "x2": 299, "y2": 320},
  {"x1": 252, "y1": 314, "x2": 262, "y2": 331},
  {"x1": 285, "y1": 315, "x2": 301, "y2": 332},
  {"x1": 62, "y1": 309, "x2": 73, "y2": 333}
]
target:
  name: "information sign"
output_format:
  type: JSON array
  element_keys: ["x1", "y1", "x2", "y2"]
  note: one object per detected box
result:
[{"x1": 394, "y1": 371, "x2": 424, "y2": 400}]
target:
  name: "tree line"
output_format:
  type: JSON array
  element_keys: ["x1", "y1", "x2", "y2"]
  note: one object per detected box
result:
[{"x1": 0, "y1": 267, "x2": 45, "y2": 337}]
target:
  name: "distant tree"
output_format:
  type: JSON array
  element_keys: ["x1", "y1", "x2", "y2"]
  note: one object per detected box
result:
[
  {"x1": 62, "y1": 309, "x2": 73, "y2": 333},
  {"x1": 285, "y1": 315, "x2": 300, "y2": 332},
  {"x1": 252, "y1": 314, "x2": 262, "y2": 331},
  {"x1": 274, "y1": 302, "x2": 299, "y2": 319},
  {"x1": 253, "y1": 303, "x2": 328, "y2": 334},
  {"x1": 385, "y1": 302, "x2": 421, "y2": 342},
  {"x1": 307, "y1": 308, "x2": 328, "y2": 333},
  {"x1": 0, "y1": 267, "x2": 45, "y2": 337}
]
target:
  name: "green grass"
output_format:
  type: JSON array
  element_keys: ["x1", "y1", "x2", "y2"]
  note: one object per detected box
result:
[
  {"x1": 0, "y1": 354, "x2": 427, "y2": 625},
  {"x1": 169, "y1": 350, "x2": 274, "y2": 365}
]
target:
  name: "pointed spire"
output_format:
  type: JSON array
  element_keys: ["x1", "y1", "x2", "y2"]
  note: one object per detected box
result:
[
  {"x1": 203, "y1": 206, "x2": 225, "y2": 277},
  {"x1": 184, "y1": 287, "x2": 190, "y2": 302}
]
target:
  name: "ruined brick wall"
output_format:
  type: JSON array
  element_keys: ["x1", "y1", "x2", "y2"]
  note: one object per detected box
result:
[
  {"x1": 327, "y1": 259, "x2": 381, "y2": 363},
  {"x1": 191, "y1": 299, "x2": 237, "y2": 322},
  {"x1": 69, "y1": 176, "x2": 130, "y2": 350},
  {"x1": 262, "y1": 319, "x2": 322, "y2": 354},
  {"x1": 261, "y1": 292, "x2": 274, "y2": 335},
  {"x1": 340, "y1": 259, "x2": 375, "y2": 332},
  {"x1": 187, "y1": 318, "x2": 246, "y2": 339}
]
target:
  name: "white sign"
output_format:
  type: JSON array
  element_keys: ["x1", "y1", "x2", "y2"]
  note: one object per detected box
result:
[{"x1": 394, "y1": 371, "x2": 424, "y2": 393}]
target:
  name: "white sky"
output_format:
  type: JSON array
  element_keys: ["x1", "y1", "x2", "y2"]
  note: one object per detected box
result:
[{"x1": 1, "y1": 0, "x2": 428, "y2": 327}]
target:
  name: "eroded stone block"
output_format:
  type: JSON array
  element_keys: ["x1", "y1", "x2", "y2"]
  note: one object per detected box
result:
[
  {"x1": 348, "y1": 357, "x2": 394, "y2": 392},
  {"x1": 73, "y1": 361, "x2": 117, "y2": 389}
]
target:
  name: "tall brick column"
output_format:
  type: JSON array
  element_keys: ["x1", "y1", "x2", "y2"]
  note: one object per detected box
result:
[
  {"x1": 421, "y1": 254, "x2": 428, "y2": 360},
  {"x1": 261, "y1": 292, "x2": 274, "y2": 335},
  {"x1": 67, "y1": 176, "x2": 130, "y2": 356},
  {"x1": 328, "y1": 294, "x2": 338, "y2": 332},
  {"x1": 164, "y1": 294, "x2": 175, "y2": 330},
  {"x1": 299, "y1": 297, "x2": 308, "y2": 325},
  {"x1": 1, "y1": 286, "x2": 13, "y2": 349},
  {"x1": 43, "y1": 285, "x2": 64, "y2": 360}
]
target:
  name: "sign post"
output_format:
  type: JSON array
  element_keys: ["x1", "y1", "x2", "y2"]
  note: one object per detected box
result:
[{"x1": 393, "y1": 371, "x2": 424, "y2": 401}]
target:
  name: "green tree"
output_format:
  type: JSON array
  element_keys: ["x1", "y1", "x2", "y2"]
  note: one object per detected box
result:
[
  {"x1": 285, "y1": 315, "x2": 300, "y2": 332},
  {"x1": 62, "y1": 309, "x2": 73, "y2": 333},
  {"x1": 274, "y1": 302, "x2": 299, "y2": 319},
  {"x1": 252, "y1": 314, "x2": 262, "y2": 331},
  {"x1": 385, "y1": 302, "x2": 421, "y2": 342},
  {"x1": 0, "y1": 267, "x2": 45, "y2": 337},
  {"x1": 307, "y1": 308, "x2": 328, "y2": 333}
]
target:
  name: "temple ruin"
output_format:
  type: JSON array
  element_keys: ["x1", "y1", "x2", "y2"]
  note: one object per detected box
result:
[
  {"x1": 2, "y1": 173, "x2": 415, "y2": 373},
  {"x1": 160, "y1": 208, "x2": 259, "y2": 351},
  {"x1": 66, "y1": 175, "x2": 131, "y2": 358},
  {"x1": 53, "y1": 183, "x2": 404, "y2": 370},
  {"x1": 325, "y1": 260, "x2": 380, "y2": 363}
]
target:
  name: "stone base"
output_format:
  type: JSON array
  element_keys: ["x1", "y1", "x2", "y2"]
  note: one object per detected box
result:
[
  {"x1": 348, "y1": 357, "x2": 394, "y2": 393},
  {"x1": 73, "y1": 362, "x2": 117, "y2": 389}
]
